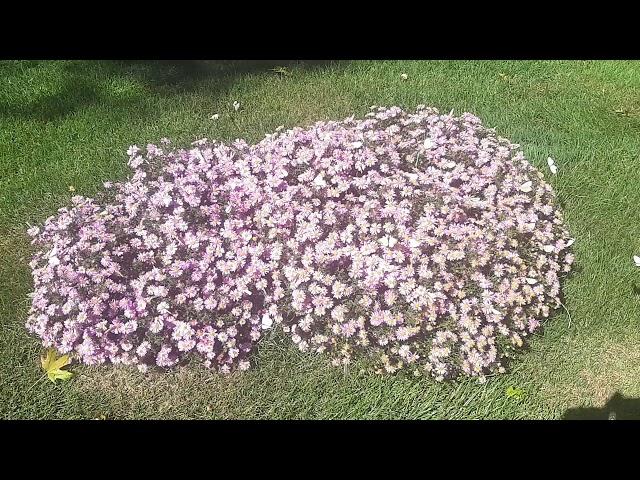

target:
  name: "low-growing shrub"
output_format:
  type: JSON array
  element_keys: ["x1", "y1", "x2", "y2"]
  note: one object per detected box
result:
[{"x1": 26, "y1": 106, "x2": 574, "y2": 380}]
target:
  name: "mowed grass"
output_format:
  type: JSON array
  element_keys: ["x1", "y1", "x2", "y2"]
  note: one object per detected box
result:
[{"x1": 1, "y1": 60, "x2": 640, "y2": 419}]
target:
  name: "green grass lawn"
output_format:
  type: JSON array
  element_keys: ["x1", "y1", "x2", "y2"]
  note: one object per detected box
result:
[{"x1": 1, "y1": 60, "x2": 639, "y2": 419}]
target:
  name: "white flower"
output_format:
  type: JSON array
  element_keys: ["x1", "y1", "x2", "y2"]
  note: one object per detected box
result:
[
  {"x1": 379, "y1": 235, "x2": 398, "y2": 248},
  {"x1": 233, "y1": 101, "x2": 240, "y2": 111},
  {"x1": 210, "y1": 113, "x2": 219, "y2": 120},
  {"x1": 405, "y1": 172, "x2": 419, "y2": 184},
  {"x1": 261, "y1": 313, "x2": 273, "y2": 329},
  {"x1": 409, "y1": 238, "x2": 421, "y2": 248},
  {"x1": 149, "y1": 317, "x2": 164, "y2": 333},
  {"x1": 398, "y1": 345, "x2": 411, "y2": 357},
  {"x1": 519, "y1": 181, "x2": 533, "y2": 193},
  {"x1": 400, "y1": 73, "x2": 408, "y2": 80},
  {"x1": 313, "y1": 173, "x2": 327, "y2": 188},
  {"x1": 156, "y1": 301, "x2": 170, "y2": 314},
  {"x1": 126, "y1": 145, "x2": 139, "y2": 157},
  {"x1": 634, "y1": 255, "x2": 640, "y2": 267},
  {"x1": 444, "y1": 161, "x2": 456, "y2": 169},
  {"x1": 547, "y1": 157, "x2": 558, "y2": 175},
  {"x1": 129, "y1": 156, "x2": 144, "y2": 168}
]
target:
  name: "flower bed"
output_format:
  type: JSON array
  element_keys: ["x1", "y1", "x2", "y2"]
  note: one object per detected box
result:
[{"x1": 26, "y1": 106, "x2": 574, "y2": 380}]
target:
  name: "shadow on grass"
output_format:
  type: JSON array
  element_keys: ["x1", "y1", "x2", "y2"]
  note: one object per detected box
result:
[
  {"x1": 562, "y1": 392, "x2": 640, "y2": 420},
  {"x1": 1, "y1": 60, "x2": 336, "y2": 123}
]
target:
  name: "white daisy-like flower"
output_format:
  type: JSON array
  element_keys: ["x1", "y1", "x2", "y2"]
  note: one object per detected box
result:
[
  {"x1": 379, "y1": 235, "x2": 398, "y2": 248},
  {"x1": 156, "y1": 301, "x2": 170, "y2": 315},
  {"x1": 313, "y1": 173, "x2": 327, "y2": 188},
  {"x1": 261, "y1": 313, "x2": 273, "y2": 329},
  {"x1": 404, "y1": 172, "x2": 419, "y2": 182},
  {"x1": 444, "y1": 161, "x2": 456, "y2": 169},
  {"x1": 126, "y1": 145, "x2": 139, "y2": 157},
  {"x1": 519, "y1": 181, "x2": 533, "y2": 193}
]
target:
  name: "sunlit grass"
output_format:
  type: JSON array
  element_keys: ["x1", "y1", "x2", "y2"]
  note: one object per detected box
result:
[{"x1": 1, "y1": 59, "x2": 639, "y2": 419}]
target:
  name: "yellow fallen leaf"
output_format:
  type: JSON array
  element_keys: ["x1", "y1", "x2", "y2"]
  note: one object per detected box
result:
[
  {"x1": 506, "y1": 386, "x2": 525, "y2": 399},
  {"x1": 41, "y1": 348, "x2": 74, "y2": 383},
  {"x1": 68, "y1": 185, "x2": 75, "y2": 192}
]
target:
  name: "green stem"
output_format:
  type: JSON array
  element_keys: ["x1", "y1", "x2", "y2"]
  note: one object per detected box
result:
[
  {"x1": 24, "y1": 373, "x2": 47, "y2": 397},
  {"x1": 229, "y1": 112, "x2": 242, "y2": 137}
]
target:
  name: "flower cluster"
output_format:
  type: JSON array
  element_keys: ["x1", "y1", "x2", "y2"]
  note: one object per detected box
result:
[{"x1": 26, "y1": 106, "x2": 574, "y2": 380}]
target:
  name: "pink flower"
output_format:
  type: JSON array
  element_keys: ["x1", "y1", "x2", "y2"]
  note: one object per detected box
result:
[{"x1": 25, "y1": 105, "x2": 572, "y2": 379}]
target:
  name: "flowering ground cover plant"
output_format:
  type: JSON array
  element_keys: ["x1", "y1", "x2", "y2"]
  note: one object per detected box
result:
[{"x1": 26, "y1": 105, "x2": 574, "y2": 381}]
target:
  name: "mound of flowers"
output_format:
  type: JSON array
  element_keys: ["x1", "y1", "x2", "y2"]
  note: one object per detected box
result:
[{"x1": 26, "y1": 106, "x2": 574, "y2": 380}]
